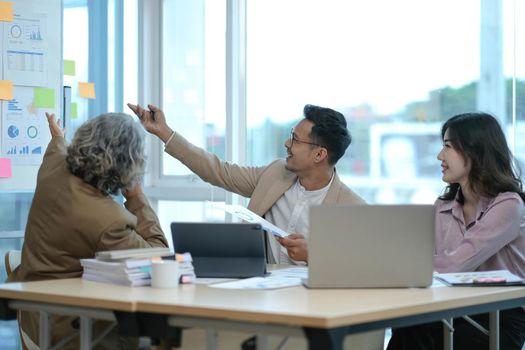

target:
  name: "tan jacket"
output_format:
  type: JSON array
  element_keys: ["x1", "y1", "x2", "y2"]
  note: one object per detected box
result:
[
  {"x1": 165, "y1": 131, "x2": 365, "y2": 262},
  {"x1": 8, "y1": 136, "x2": 167, "y2": 348}
]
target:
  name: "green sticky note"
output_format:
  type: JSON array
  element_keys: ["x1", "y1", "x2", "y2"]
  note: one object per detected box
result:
[
  {"x1": 64, "y1": 60, "x2": 76, "y2": 76},
  {"x1": 71, "y1": 102, "x2": 78, "y2": 119},
  {"x1": 33, "y1": 88, "x2": 55, "y2": 108}
]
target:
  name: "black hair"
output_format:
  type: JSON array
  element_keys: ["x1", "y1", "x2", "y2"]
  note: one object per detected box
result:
[
  {"x1": 439, "y1": 112, "x2": 525, "y2": 203},
  {"x1": 303, "y1": 104, "x2": 351, "y2": 165}
]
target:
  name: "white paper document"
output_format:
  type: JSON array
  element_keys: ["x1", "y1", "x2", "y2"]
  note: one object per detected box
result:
[
  {"x1": 2, "y1": 86, "x2": 50, "y2": 164},
  {"x1": 208, "y1": 202, "x2": 289, "y2": 238},
  {"x1": 3, "y1": 9, "x2": 48, "y2": 87},
  {"x1": 194, "y1": 278, "x2": 237, "y2": 285},
  {"x1": 209, "y1": 267, "x2": 307, "y2": 290},
  {"x1": 434, "y1": 270, "x2": 525, "y2": 286}
]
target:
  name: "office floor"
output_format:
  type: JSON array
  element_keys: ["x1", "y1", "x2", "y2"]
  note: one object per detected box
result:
[
  {"x1": 0, "y1": 324, "x2": 389, "y2": 350},
  {"x1": 0, "y1": 320, "x2": 21, "y2": 350},
  {"x1": 158, "y1": 328, "x2": 389, "y2": 350}
]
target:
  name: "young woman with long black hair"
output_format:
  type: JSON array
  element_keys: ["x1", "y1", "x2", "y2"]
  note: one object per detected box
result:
[{"x1": 388, "y1": 112, "x2": 525, "y2": 349}]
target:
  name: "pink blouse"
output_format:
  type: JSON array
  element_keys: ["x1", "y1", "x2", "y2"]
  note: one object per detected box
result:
[{"x1": 434, "y1": 192, "x2": 525, "y2": 277}]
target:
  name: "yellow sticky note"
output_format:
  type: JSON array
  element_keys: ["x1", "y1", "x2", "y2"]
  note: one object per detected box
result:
[
  {"x1": 63, "y1": 60, "x2": 76, "y2": 76},
  {"x1": 0, "y1": 2, "x2": 14, "y2": 22},
  {"x1": 33, "y1": 88, "x2": 55, "y2": 108},
  {"x1": 78, "y1": 82, "x2": 96, "y2": 99},
  {"x1": 71, "y1": 102, "x2": 78, "y2": 119},
  {"x1": 0, "y1": 80, "x2": 13, "y2": 100}
]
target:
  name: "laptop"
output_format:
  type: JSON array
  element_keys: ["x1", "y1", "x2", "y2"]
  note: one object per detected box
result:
[
  {"x1": 305, "y1": 204, "x2": 435, "y2": 288},
  {"x1": 170, "y1": 222, "x2": 267, "y2": 278}
]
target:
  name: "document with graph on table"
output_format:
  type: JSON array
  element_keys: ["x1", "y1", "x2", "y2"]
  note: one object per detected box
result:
[{"x1": 434, "y1": 270, "x2": 525, "y2": 286}]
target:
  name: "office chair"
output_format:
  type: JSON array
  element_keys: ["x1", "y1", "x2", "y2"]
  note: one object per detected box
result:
[
  {"x1": 4, "y1": 250, "x2": 21, "y2": 276},
  {"x1": 4, "y1": 250, "x2": 39, "y2": 350}
]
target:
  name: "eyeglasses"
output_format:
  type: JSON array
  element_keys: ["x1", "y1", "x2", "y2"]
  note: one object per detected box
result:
[{"x1": 289, "y1": 128, "x2": 323, "y2": 147}]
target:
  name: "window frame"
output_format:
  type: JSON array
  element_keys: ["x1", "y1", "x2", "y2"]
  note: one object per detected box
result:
[{"x1": 139, "y1": 0, "x2": 247, "y2": 205}]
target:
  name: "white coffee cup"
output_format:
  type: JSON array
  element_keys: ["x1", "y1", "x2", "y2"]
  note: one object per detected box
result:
[{"x1": 151, "y1": 260, "x2": 180, "y2": 288}]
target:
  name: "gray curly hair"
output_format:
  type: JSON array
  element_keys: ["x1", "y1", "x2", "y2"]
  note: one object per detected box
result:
[{"x1": 66, "y1": 113, "x2": 146, "y2": 195}]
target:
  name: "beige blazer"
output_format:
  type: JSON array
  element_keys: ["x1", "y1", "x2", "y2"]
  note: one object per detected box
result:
[
  {"x1": 165, "y1": 131, "x2": 366, "y2": 262},
  {"x1": 9, "y1": 136, "x2": 167, "y2": 283},
  {"x1": 8, "y1": 136, "x2": 167, "y2": 347}
]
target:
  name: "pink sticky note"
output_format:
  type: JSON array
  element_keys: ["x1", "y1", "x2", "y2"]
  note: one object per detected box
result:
[{"x1": 0, "y1": 158, "x2": 12, "y2": 178}]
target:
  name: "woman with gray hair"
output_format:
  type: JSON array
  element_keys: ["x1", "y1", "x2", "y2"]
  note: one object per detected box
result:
[
  {"x1": 66, "y1": 112, "x2": 147, "y2": 195},
  {"x1": 8, "y1": 112, "x2": 167, "y2": 349}
]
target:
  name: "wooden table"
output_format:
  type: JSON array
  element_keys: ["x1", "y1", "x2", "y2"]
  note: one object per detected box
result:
[{"x1": 0, "y1": 278, "x2": 524, "y2": 350}]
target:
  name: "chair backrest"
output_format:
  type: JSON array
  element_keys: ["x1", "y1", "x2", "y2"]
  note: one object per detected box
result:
[{"x1": 4, "y1": 250, "x2": 21, "y2": 276}]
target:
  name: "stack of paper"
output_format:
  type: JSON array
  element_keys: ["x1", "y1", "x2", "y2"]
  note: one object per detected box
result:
[
  {"x1": 82, "y1": 248, "x2": 197, "y2": 286},
  {"x1": 176, "y1": 252, "x2": 196, "y2": 284},
  {"x1": 80, "y1": 258, "x2": 153, "y2": 286},
  {"x1": 95, "y1": 247, "x2": 172, "y2": 260},
  {"x1": 209, "y1": 267, "x2": 307, "y2": 290},
  {"x1": 83, "y1": 247, "x2": 172, "y2": 286}
]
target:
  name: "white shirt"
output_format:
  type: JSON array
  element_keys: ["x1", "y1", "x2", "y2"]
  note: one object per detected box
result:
[{"x1": 265, "y1": 174, "x2": 333, "y2": 264}]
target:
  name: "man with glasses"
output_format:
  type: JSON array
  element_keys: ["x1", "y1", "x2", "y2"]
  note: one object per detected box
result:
[
  {"x1": 129, "y1": 102, "x2": 383, "y2": 349},
  {"x1": 128, "y1": 103, "x2": 365, "y2": 264}
]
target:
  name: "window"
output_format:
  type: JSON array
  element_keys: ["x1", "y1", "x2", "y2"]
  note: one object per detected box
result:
[
  {"x1": 157, "y1": 201, "x2": 226, "y2": 249},
  {"x1": 63, "y1": 2, "x2": 89, "y2": 131},
  {"x1": 246, "y1": 0, "x2": 525, "y2": 203},
  {"x1": 122, "y1": 0, "x2": 138, "y2": 112},
  {"x1": 161, "y1": 0, "x2": 226, "y2": 176},
  {"x1": 510, "y1": 0, "x2": 525, "y2": 175},
  {"x1": 154, "y1": 0, "x2": 227, "y2": 226},
  {"x1": 108, "y1": 0, "x2": 138, "y2": 113}
]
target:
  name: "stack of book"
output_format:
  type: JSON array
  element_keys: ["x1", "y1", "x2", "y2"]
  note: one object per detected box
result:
[
  {"x1": 80, "y1": 258, "x2": 154, "y2": 286},
  {"x1": 81, "y1": 247, "x2": 197, "y2": 286},
  {"x1": 82, "y1": 247, "x2": 172, "y2": 286},
  {"x1": 176, "y1": 252, "x2": 196, "y2": 284},
  {"x1": 95, "y1": 247, "x2": 172, "y2": 261}
]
